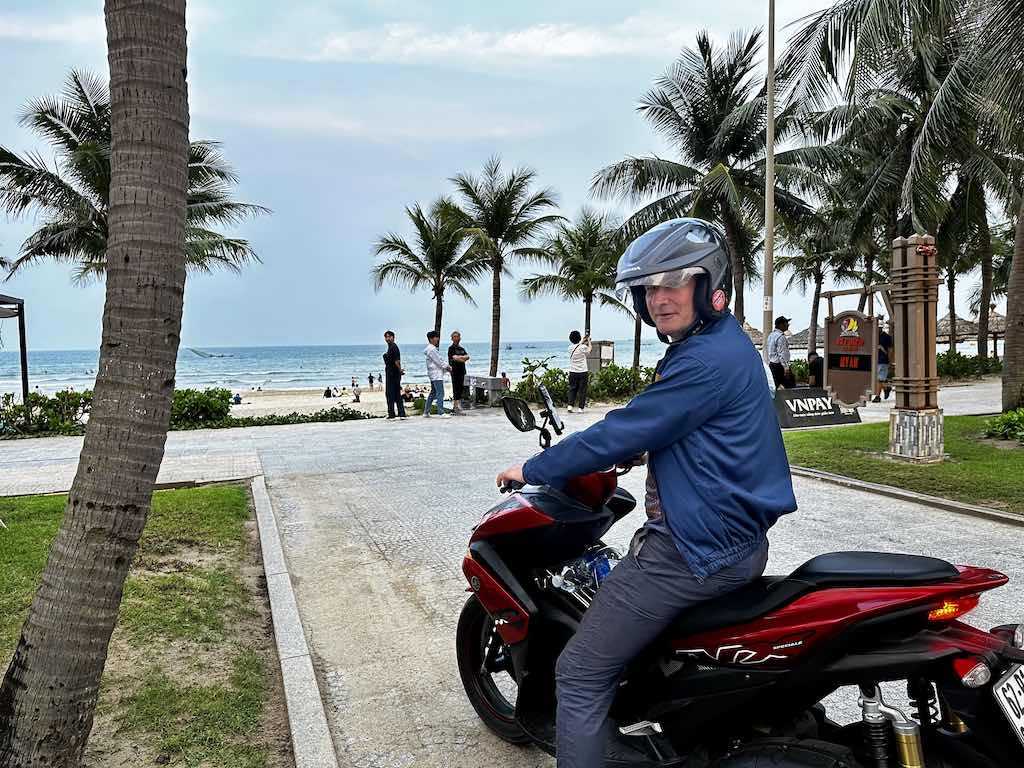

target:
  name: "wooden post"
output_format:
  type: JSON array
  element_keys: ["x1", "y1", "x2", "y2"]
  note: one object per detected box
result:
[
  {"x1": 18, "y1": 305, "x2": 30, "y2": 427},
  {"x1": 888, "y1": 234, "x2": 943, "y2": 462}
]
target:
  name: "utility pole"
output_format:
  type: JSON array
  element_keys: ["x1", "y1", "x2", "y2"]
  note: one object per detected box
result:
[{"x1": 762, "y1": 0, "x2": 777, "y2": 360}]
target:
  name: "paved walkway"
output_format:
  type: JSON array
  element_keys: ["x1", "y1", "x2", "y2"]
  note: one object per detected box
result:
[{"x1": 0, "y1": 379, "x2": 1018, "y2": 767}]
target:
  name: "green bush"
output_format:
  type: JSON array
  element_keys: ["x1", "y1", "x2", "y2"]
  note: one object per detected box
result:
[
  {"x1": 170, "y1": 388, "x2": 232, "y2": 426},
  {"x1": 1, "y1": 389, "x2": 93, "y2": 436},
  {"x1": 789, "y1": 359, "x2": 809, "y2": 383},
  {"x1": 984, "y1": 409, "x2": 1024, "y2": 444},
  {"x1": 589, "y1": 363, "x2": 640, "y2": 400},
  {"x1": 936, "y1": 351, "x2": 1002, "y2": 379},
  {"x1": 2, "y1": 387, "x2": 373, "y2": 438}
]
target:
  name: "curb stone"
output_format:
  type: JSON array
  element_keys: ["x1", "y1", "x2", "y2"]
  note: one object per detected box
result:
[
  {"x1": 790, "y1": 465, "x2": 1023, "y2": 527},
  {"x1": 251, "y1": 475, "x2": 339, "y2": 768}
]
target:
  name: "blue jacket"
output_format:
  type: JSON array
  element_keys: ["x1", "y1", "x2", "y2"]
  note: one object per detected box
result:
[{"x1": 522, "y1": 314, "x2": 796, "y2": 580}]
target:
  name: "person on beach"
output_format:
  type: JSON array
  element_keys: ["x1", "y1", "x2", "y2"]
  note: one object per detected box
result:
[
  {"x1": 423, "y1": 330, "x2": 452, "y2": 418},
  {"x1": 567, "y1": 330, "x2": 592, "y2": 413},
  {"x1": 383, "y1": 330, "x2": 407, "y2": 419},
  {"x1": 448, "y1": 330, "x2": 470, "y2": 415},
  {"x1": 501, "y1": 371, "x2": 511, "y2": 390},
  {"x1": 352, "y1": 383, "x2": 361, "y2": 403},
  {"x1": 368, "y1": 373, "x2": 375, "y2": 390}
]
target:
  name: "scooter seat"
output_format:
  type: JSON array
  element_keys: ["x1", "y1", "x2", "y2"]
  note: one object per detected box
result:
[
  {"x1": 789, "y1": 551, "x2": 959, "y2": 586},
  {"x1": 669, "y1": 552, "x2": 959, "y2": 639}
]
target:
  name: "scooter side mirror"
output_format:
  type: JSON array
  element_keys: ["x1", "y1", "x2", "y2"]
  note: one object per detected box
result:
[{"x1": 501, "y1": 397, "x2": 537, "y2": 433}]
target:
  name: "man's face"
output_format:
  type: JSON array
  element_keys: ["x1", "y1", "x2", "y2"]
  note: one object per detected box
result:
[
  {"x1": 384, "y1": 333, "x2": 395, "y2": 343},
  {"x1": 646, "y1": 280, "x2": 697, "y2": 338},
  {"x1": 451, "y1": 332, "x2": 461, "y2": 345},
  {"x1": 429, "y1": 335, "x2": 440, "y2": 347}
]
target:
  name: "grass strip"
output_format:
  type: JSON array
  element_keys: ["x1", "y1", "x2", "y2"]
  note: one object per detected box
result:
[{"x1": 783, "y1": 415, "x2": 1024, "y2": 514}]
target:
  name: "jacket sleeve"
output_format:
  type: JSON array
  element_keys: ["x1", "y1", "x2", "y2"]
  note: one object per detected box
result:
[{"x1": 523, "y1": 355, "x2": 720, "y2": 488}]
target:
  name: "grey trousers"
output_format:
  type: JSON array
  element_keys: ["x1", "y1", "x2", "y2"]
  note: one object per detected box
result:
[{"x1": 554, "y1": 526, "x2": 769, "y2": 767}]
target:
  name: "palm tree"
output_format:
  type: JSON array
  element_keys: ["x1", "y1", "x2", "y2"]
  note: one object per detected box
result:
[
  {"x1": 779, "y1": 0, "x2": 1024, "y2": 405},
  {"x1": 519, "y1": 208, "x2": 627, "y2": 331},
  {"x1": 0, "y1": 68, "x2": 267, "y2": 281},
  {"x1": 592, "y1": 30, "x2": 822, "y2": 325},
  {"x1": 448, "y1": 157, "x2": 562, "y2": 376},
  {"x1": 776, "y1": 207, "x2": 858, "y2": 354},
  {"x1": 0, "y1": 0, "x2": 190, "y2": 761},
  {"x1": 372, "y1": 199, "x2": 487, "y2": 335}
]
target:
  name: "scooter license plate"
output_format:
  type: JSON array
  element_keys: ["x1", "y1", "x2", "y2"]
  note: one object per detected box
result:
[{"x1": 993, "y1": 663, "x2": 1024, "y2": 748}]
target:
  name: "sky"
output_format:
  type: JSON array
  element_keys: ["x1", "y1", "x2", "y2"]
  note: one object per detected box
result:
[{"x1": 0, "y1": 0, "x2": 1005, "y2": 352}]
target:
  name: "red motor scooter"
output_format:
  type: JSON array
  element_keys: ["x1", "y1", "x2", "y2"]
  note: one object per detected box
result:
[{"x1": 456, "y1": 387, "x2": 1024, "y2": 767}]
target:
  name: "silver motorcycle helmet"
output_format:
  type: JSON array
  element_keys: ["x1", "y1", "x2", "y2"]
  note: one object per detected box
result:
[{"x1": 615, "y1": 218, "x2": 732, "y2": 338}]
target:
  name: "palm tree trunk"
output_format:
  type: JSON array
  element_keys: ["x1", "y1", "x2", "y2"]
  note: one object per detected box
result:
[
  {"x1": 809, "y1": 271, "x2": 822, "y2": 355},
  {"x1": 489, "y1": 256, "x2": 501, "y2": 377},
  {"x1": 1002, "y1": 197, "x2": 1024, "y2": 411},
  {"x1": 0, "y1": 1, "x2": 189, "y2": 763},
  {"x1": 632, "y1": 313, "x2": 642, "y2": 373},
  {"x1": 977, "y1": 211, "x2": 993, "y2": 360},
  {"x1": 584, "y1": 294, "x2": 592, "y2": 332},
  {"x1": 858, "y1": 252, "x2": 874, "y2": 312},
  {"x1": 722, "y1": 220, "x2": 744, "y2": 324},
  {"x1": 433, "y1": 291, "x2": 443, "y2": 337},
  {"x1": 947, "y1": 272, "x2": 957, "y2": 354}
]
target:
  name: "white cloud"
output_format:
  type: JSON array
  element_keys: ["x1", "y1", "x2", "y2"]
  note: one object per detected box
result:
[
  {"x1": 260, "y1": 15, "x2": 697, "y2": 67},
  {"x1": 0, "y1": 4, "x2": 221, "y2": 46},
  {"x1": 0, "y1": 14, "x2": 105, "y2": 45}
]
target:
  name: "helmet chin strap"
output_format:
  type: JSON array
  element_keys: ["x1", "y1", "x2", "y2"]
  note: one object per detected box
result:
[{"x1": 661, "y1": 317, "x2": 706, "y2": 346}]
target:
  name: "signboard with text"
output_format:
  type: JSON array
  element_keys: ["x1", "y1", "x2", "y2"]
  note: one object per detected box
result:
[
  {"x1": 773, "y1": 388, "x2": 861, "y2": 429},
  {"x1": 824, "y1": 311, "x2": 877, "y2": 407}
]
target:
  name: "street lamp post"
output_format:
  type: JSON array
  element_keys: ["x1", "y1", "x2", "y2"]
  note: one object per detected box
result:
[{"x1": 762, "y1": 0, "x2": 777, "y2": 360}]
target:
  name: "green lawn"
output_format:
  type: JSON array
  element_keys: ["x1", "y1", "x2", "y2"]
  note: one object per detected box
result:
[
  {"x1": 0, "y1": 484, "x2": 280, "y2": 768},
  {"x1": 783, "y1": 415, "x2": 1024, "y2": 514}
]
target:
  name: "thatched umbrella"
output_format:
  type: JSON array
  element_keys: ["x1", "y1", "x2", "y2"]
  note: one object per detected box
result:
[
  {"x1": 743, "y1": 321, "x2": 764, "y2": 347},
  {"x1": 988, "y1": 310, "x2": 1006, "y2": 334},
  {"x1": 936, "y1": 313, "x2": 978, "y2": 341},
  {"x1": 787, "y1": 325, "x2": 825, "y2": 350}
]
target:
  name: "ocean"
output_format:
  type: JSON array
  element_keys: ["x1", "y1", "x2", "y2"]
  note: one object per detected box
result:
[{"x1": 0, "y1": 339, "x2": 669, "y2": 396}]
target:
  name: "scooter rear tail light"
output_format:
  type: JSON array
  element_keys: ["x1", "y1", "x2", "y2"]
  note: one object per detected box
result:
[
  {"x1": 927, "y1": 594, "x2": 980, "y2": 622},
  {"x1": 952, "y1": 657, "x2": 991, "y2": 688}
]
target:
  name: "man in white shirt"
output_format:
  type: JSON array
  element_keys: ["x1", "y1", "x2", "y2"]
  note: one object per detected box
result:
[
  {"x1": 422, "y1": 330, "x2": 452, "y2": 418},
  {"x1": 567, "y1": 329, "x2": 592, "y2": 412},
  {"x1": 765, "y1": 316, "x2": 793, "y2": 389}
]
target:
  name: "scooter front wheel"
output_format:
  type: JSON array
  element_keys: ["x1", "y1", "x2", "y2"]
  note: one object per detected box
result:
[{"x1": 456, "y1": 595, "x2": 530, "y2": 744}]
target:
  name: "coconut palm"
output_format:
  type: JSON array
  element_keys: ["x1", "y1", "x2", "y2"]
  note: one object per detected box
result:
[
  {"x1": 448, "y1": 157, "x2": 562, "y2": 376},
  {"x1": 780, "y1": 0, "x2": 1024, "y2": 406},
  {"x1": 372, "y1": 199, "x2": 488, "y2": 335},
  {"x1": 776, "y1": 206, "x2": 859, "y2": 354},
  {"x1": 592, "y1": 30, "x2": 825, "y2": 325},
  {"x1": 519, "y1": 208, "x2": 628, "y2": 331},
  {"x1": 0, "y1": 1, "x2": 190, "y2": 760},
  {"x1": 0, "y1": 68, "x2": 267, "y2": 281}
]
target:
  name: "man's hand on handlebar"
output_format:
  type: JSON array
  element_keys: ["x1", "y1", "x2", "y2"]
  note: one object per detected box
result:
[{"x1": 496, "y1": 463, "x2": 525, "y2": 492}]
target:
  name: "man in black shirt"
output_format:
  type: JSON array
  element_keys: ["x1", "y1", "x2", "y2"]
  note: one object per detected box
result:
[
  {"x1": 383, "y1": 330, "x2": 406, "y2": 419},
  {"x1": 448, "y1": 330, "x2": 470, "y2": 415},
  {"x1": 807, "y1": 351, "x2": 824, "y2": 388}
]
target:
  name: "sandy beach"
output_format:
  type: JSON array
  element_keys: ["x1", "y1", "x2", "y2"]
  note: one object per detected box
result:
[{"x1": 229, "y1": 386, "x2": 399, "y2": 418}]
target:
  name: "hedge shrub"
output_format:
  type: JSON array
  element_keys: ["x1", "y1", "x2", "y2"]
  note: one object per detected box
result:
[
  {"x1": 984, "y1": 409, "x2": 1024, "y2": 444},
  {"x1": 936, "y1": 351, "x2": 1002, "y2": 379}
]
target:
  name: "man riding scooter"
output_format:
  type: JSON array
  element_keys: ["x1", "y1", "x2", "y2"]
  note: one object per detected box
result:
[{"x1": 496, "y1": 217, "x2": 798, "y2": 767}]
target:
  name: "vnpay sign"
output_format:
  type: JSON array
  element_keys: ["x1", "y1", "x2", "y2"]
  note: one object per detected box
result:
[{"x1": 784, "y1": 395, "x2": 835, "y2": 415}]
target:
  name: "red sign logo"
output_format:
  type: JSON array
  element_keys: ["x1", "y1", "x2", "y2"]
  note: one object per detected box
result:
[{"x1": 711, "y1": 289, "x2": 727, "y2": 312}]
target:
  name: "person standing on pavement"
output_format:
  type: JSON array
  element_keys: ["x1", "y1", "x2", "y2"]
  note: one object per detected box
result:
[
  {"x1": 566, "y1": 330, "x2": 592, "y2": 413},
  {"x1": 383, "y1": 330, "x2": 407, "y2": 419},
  {"x1": 766, "y1": 316, "x2": 794, "y2": 389},
  {"x1": 873, "y1": 317, "x2": 893, "y2": 402},
  {"x1": 448, "y1": 330, "x2": 470, "y2": 415},
  {"x1": 423, "y1": 330, "x2": 452, "y2": 418}
]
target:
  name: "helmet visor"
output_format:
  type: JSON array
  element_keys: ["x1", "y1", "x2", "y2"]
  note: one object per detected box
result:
[{"x1": 614, "y1": 266, "x2": 705, "y2": 301}]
